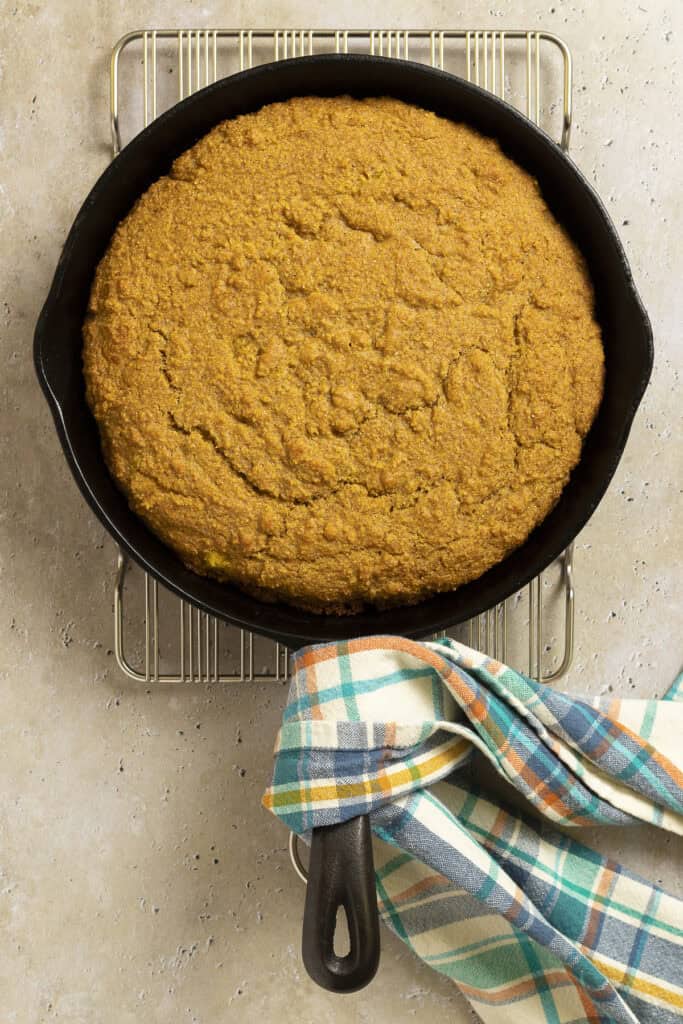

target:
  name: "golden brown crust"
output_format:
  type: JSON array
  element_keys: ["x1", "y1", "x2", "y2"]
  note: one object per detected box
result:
[{"x1": 83, "y1": 96, "x2": 604, "y2": 613}]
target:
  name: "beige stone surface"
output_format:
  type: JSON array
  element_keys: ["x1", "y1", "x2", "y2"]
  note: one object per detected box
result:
[{"x1": 0, "y1": 1, "x2": 681, "y2": 1022}]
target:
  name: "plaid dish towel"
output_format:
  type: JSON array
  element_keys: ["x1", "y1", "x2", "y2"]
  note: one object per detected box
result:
[{"x1": 263, "y1": 638, "x2": 683, "y2": 1024}]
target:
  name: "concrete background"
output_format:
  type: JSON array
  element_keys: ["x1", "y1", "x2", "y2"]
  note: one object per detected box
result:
[{"x1": 0, "y1": 1, "x2": 681, "y2": 1021}]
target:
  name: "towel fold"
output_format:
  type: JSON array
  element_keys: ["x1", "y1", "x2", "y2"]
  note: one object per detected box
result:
[{"x1": 264, "y1": 638, "x2": 683, "y2": 1023}]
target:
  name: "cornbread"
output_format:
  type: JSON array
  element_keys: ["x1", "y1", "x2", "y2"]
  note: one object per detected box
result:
[{"x1": 83, "y1": 96, "x2": 604, "y2": 613}]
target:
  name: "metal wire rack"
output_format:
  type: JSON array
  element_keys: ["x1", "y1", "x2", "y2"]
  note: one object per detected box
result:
[{"x1": 110, "y1": 27, "x2": 575, "y2": 685}]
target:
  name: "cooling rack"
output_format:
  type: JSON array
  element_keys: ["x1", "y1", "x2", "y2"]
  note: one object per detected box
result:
[{"x1": 109, "y1": 27, "x2": 575, "y2": 685}]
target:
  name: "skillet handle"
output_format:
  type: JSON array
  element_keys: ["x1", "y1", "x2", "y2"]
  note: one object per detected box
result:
[{"x1": 302, "y1": 815, "x2": 380, "y2": 993}]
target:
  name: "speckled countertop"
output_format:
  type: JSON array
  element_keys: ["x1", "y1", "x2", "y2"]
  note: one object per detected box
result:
[{"x1": 1, "y1": 2, "x2": 681, "y2": 1022}]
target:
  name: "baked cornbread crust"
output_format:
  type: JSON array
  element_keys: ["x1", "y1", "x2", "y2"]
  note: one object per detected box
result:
[{"x1": 83, "y1": 96, "x2": 604, "y2": 613}]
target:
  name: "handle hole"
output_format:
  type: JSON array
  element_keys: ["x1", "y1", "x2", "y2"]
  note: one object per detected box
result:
[{"x1": 333, "y1": 905, "x2": 351, "y2": 958}]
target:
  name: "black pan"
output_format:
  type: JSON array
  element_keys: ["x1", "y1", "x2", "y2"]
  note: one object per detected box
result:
[
  {"x1": 34, "y1": 54, "x2": 652, "y2": 650},
  {"x1": 34, "y1": 54, "x2": 652, "y2": 995}
]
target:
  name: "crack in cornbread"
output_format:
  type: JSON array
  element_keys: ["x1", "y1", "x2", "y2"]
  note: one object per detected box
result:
[{"x1": 83, "y1": 96, "x2": 604, "y2": 613}]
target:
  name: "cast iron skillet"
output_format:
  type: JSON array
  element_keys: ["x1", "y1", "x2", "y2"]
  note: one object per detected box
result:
[{"x1": 34, "y1": 54, "x2": 652, "y2": 994}]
